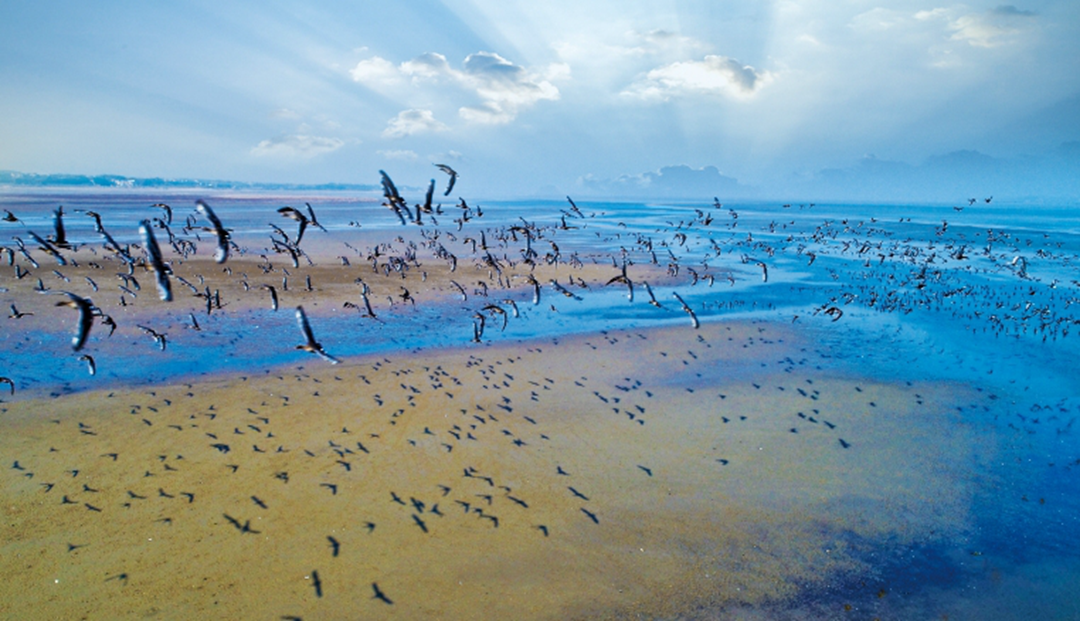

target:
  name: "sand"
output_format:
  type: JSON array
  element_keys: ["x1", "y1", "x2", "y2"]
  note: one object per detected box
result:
[{"x1": 1, "y1": 317, "x2": 998, "y2": 619}]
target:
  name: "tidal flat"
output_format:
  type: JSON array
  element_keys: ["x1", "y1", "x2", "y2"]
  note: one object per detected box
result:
[{"x1": 2, "y1": 189, "x2": 1078, "y2": 619}]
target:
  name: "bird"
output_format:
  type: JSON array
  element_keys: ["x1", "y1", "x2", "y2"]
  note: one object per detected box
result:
[
  {"x1": 262, "y1": 285, "x2": 279, "y2": 311},
  {"x1": 606, "y1": 263, "x2": 634, "y2": 302},
  {"x1": 78, "y1": 354, "x2": 96, "y2": 376},
  {"x1": 50, "y1": 205, "x2": 70, "y2": 248},
  {"x1": 372, "y1": 582, "x2": 393, "y2": 605},
  {"x1": 434, "y1": 163, "x2": 458, "y2": 196},
  {"x1": 52, "y1": 291, "x2": 94, "y2": 351},
  {"x1": 304, "y1": 203, "x2": 327, "y2": 232},
  {"x1": 0, "y1": 377, "x2": 13, "y2": 395},
  {"x1": 139, "y1": 220, "x2": 173, "y2": 302},
  {"x1": 137, "y1": 325, "x2": 168, "y2": 351},
  {"x1": 277, "y1": 206, "x2": 310, "y2": 245},
  {"x1": 152, "y1": 203, "x2": 173, "y2": 225},
  {"x1": 294, "y1": 306, "x2": 340, "y2": 364},
  {"x1": 671, "y1": 292, "x2": 700, "y2": 329},
  {"x1": 27, "y1": 231, "x2": 66, "y2": 266},
  {"x1": 8, "y1": 304, "x2": 33, "y2": 319},
  {"x1": 822, "y1": 306, "x2": 844, "y2": 321},
  {"x1": 195, "y1": 200, "x2": 229, "y2": 263},
  {"x1": 568, "y1": 486, "x2": 590, "y2": 501}
]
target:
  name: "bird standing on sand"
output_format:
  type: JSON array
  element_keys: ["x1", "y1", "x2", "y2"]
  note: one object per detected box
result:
[{"x1": 295, "y1": 306, "x2": 340, "y2": 364}]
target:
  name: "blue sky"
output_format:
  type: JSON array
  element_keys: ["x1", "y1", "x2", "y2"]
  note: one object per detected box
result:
[{"x1": 2, "y1": 1, "x2": 1078, "y2": 199}]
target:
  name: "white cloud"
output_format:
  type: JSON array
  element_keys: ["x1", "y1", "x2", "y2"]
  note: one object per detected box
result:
[
  {"x1": 382, "y1": 109, "x2": 448, "y2": 139},
  {"x1": 867, "y1": 5, "x2": 1038, "y2": 49},
  {"x1": 350, "y1": 51, "x2": 564, "y2": 126},
  {"x1": 456, "y1": 52, "x2": 562, "y2": 124},
  {"x1": 377, "y1": 149, "x2": 419, "y2": 161},
  {"x1": 622, "y1": 55, "x2": 773, "y2": 101},
  {"x1": 250, "y1": 134, "x2": 344, "y2": 158},
  {"x1": 400, "y1": 52, "x2": 452, "y2": 80},
  {"x1": 948, "y1": 5, "x2": 1036, "y2": 48},
  {"x1": 349, "y1": 56, "x2": 401, "y2": 84}
]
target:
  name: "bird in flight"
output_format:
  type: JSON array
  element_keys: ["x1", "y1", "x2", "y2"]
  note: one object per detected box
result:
[
  {"x1": 195, "y1": 200, "x2": 229, "y2": 263},
  {"x1": 434, "y1": 163, "x2": 458, "y2": 196},
  {"x1": 277, "y1": 206, "x2": 310, "y2": 245},
  {"x1": 52, "y1": 291, "x2": 94, "y2": 351},
  {"x1": 294, "y1": 306, "x2": 340, "y2": 364},
  {"x1": 139, "y1": 220, "x2": 173, "y2": 302}
]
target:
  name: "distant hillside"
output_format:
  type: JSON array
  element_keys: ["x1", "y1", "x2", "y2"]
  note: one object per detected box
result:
[{"x1": 0, "y1": 170, "x2": 378, "y2": 192}]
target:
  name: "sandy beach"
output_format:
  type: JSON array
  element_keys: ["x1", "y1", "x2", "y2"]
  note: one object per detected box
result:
[{"x1": 3, "y1": 315, "x2": 1000, "y2": 619}]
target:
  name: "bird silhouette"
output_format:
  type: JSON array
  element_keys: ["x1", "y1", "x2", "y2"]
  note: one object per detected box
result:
[
  {"x1": 52, "y1": 291, "x2": 94, "y2": 351},
  {"x1": 434, "y1": 163, "x2": 458, "y2": 196},
  {"x1": 294, "y1": 306, "x2": 340, "y2": 364}
]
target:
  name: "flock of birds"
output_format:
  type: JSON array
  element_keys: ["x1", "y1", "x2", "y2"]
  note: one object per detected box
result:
[
  {"x1": 2, "y1": 163, "x2": 1071, "y2": 388},
  {"x1": 2, "y1": 167, "x2": 1079, "y2": 618}
]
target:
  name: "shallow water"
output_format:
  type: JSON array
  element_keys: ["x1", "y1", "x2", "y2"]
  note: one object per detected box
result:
[{"x1": 2, "y1": 188, "x2": 1078, "y2": 619}]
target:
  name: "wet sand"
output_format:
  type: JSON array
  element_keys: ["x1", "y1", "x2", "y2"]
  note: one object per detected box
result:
[{"x1": 1, "y1": 319, "x2": 998, "y2": 619}]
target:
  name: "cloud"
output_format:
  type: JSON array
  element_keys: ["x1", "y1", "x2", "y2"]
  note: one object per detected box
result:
[
  {"x1": 382, "y1": 109, "x2": 448, "y2": 139},
  {"x1": 349, "y1": 56, "x2": 401, "y2": 84},
  {"x1": 400, "y1": 52, "x2": 452, "y2": 79},
  {"x1": 993, "y1": 5, "x2": 1036, "y2": 17},
  {"x1": 948, "y1": 6, "x2": 1036, "y2": 47},
  {"x1": 377, "y1": 149, "x2": 418, "y2": 161},
  {"x1": 622, "y1": 55, "x2": 772, "y2": 101},
  {"x1": 912, "y1": 5, "x2": 1037, "y2": 48},
  {"x1": 351, "y1": 51, "x2": 564, "y2": 126},
  {"x1": 250, "y1": 134, "x2": 344, "y2": 158}
]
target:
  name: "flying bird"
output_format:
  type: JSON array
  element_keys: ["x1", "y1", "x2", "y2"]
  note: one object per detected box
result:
[
  {"x1": 295, "y1": 306, "x2": 340, "y2": 364},
  {"x1": 195, "y1": 200, "x2": 229, "y2": 263},
  {"x1": 137, "y1": 324, "x2": 168, "y2": 351},
  {"x1": 434, "y1": 163, "x2": 458, "y2": 196},
  {"x1": 79, "y1": 354, "x2": 97, "y2": 376},
  {"x1": 139, "y1": 220, "x2": 173, "y2": 302},
  {"x1": 262, "y1": 285, "x2": 279, "y2": 311},
  {"x1": 672, "y1": 292, "x2": 700, "y2": 329},
  {"x1": 52, "y1": 291, "x2": 94, "y2": 351},
  {"x1": 51, "y1": 205, "x2": 70, "y2": 248},
  {"x1": 277, "y1": 206, "x2": 310, "y2": 245},
  {"x1": 305, "y1": 203, "x2": 327, "y2": 232}
]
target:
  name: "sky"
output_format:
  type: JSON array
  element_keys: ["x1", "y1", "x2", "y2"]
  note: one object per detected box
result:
[{"x1": 1, "y1": 0, "x2": 1079, "y2": 201}]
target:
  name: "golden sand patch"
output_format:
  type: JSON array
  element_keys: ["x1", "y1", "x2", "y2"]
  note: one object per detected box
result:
[{"x1": 0, "y1": 321, "x2": 997, "y2": 619}]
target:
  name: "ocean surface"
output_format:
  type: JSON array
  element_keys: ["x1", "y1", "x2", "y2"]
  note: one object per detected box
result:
[{"x1": 2, "y1": 187, "x2": 1079, "y2": 618}]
